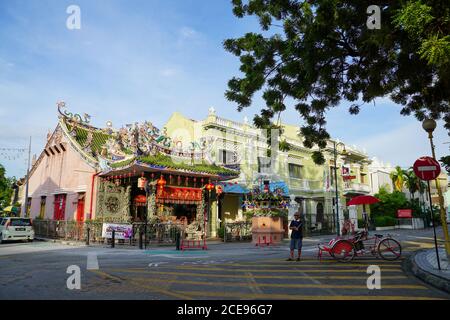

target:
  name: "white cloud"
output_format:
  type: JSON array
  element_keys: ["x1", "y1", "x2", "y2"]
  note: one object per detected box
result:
[
  {"x1": 353, "y1": 121, "x2": 449, "y2": 169},
  {"x1": 179, "y1": 26, "x2": 199, "y2": 39},
  {"x1": 160, "y1": 68, "x2": 178, "y2": 77}
]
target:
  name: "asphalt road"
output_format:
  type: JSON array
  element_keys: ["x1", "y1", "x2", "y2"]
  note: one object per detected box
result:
[{"x1": 0, "y1": 228, "x2": 449, "y2": 300}]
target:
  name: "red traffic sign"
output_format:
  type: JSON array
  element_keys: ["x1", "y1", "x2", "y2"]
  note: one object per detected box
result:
[{"x1": 413, "y1": 156, "x2": 441, "y2": 181}]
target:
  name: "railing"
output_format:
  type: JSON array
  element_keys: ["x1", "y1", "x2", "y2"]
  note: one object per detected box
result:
[
  {"x1": 223, "y1": 221, "x2": 252, "y2": 242},
  {"x1": 343, "y1": 182, "x2": 371, "y2": 193},
  {"x1": 289, "y1": 178, "x2": 323, "y2": 191},
  {"x1": 32, "y1": 220, "x2": 182, "y2": 245},
  {"x1": 304, "y1": 214, "x2": 336, "y2": 236}
]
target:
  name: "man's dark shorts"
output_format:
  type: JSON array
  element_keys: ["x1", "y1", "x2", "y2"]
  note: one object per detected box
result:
[{"x1": 290, "y1": 238, "x2": 303, "y2": 250}]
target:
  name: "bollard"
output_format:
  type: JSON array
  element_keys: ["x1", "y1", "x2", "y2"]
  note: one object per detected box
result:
[
  {"x1": 86, "y1": 227, "x2": 90, "y2": 246},
  {"x1": 139, "y1": 231, "x2": 143, "y2": 250},
  {"x1": 144, "y1": 224, "x2": 147, "y2": 250},
  {"x1": 111, "y1": 230, "x2": 115, "y2": 248},
  {"x1": 175, "y1": 231, "x2": 180, "y2": 251}
]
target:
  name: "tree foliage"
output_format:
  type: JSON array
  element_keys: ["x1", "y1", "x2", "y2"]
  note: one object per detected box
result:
[
  {"x1": 224, "y1": 0, "x2": 450, "y2": 164},
  {"x1": 0, "y1": 164, "x2": 14, "y2": 210},
  {"x1": 389, "y1": 166, "x2": 406, "y2": 192}
]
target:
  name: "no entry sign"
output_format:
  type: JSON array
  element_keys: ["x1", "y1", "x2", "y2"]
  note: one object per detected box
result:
[{"x1": 413, "y1": 156, "x2": 441, "y2": 181}]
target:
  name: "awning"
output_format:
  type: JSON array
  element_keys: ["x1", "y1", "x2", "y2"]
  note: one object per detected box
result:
[
  {"x1": 268, "y1": 181, "x2": 289, "y2": 196},
  {"x1": 218, "y1": 182, "x2": 249, "y2": 194}
]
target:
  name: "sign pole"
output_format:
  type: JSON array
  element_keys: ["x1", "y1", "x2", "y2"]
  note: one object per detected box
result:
[{"x1": 427, "y1": 180, "x2": 441, "y2": 271}]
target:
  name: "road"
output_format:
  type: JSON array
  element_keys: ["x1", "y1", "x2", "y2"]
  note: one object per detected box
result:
[{"x1": 0, "y1": 228, "x2": 449, "y2": 300}]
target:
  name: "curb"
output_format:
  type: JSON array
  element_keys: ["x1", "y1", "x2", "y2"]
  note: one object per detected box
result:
[
  {"x1": 406, "y1": 249, "x2": 450, "y2": 294},
  {"x1": 35, "y1": 237, "x2": 86, "y2": 247}
]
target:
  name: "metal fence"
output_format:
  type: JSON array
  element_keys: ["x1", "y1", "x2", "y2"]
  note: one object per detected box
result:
[
  {"x1": 304, "y1": 214, "x2": 336, "y2": 236},
  {"x1": 223, "y1": 221, "x2": 252, "y2": 242},
  {"x1": 32, "y1": 220, "x2": 182, "y2": 246}
]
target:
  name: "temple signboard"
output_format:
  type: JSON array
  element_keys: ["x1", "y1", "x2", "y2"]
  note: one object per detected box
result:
[{"x1": 156, "y1": 186, "x2": 203, "y2": 203}]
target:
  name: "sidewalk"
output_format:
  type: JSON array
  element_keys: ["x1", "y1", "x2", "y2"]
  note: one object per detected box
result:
[{"x1": 409, "y1": 248, "x2": 450, "y2": 293}]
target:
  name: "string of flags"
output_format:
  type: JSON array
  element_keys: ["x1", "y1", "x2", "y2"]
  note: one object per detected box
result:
[{"x1": 0, "y1": 148, "x2": 27, "y2": 161}]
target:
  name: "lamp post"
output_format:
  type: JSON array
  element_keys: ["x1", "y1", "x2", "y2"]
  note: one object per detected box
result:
[
  {"x1": 422, "y1": 119, "x2": 450, "y2": 257},
  {"x1": 333, "y1": 141, "x2": 347, "y2": 236}
]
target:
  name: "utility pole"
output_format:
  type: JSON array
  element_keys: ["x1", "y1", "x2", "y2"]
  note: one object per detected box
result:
[{"x1": 23, "y1": 136, "x2": 32, "y2": 217}]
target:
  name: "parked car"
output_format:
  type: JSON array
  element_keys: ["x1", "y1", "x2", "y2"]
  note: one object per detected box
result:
[{"x1": 0, "y1": 217, "x2": 34, "y2": 243}]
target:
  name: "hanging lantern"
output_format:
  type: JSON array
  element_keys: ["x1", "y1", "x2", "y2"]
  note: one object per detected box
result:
[
  {"x1": 185, "y1": 176, "x2": 189, "y2": 186},
  {"x1": 138, "y1": 176, "x2": 147, "y2": 189},
  {"x1": 177, "y1": 175, "x2": 181, "y2": 185},
  {"x1": 193, "y1": 177, "x2": 197, "y2": 187},
  {"x1": 157, "y1": 175, "x2": 167, "y2": 189},
  {"x1": 169, "y1": 175, "x2": 173, "y2": 185},
  {"x1": 205, "y1": 182, "x2": 214, "y2": 192},
  {"x1": 215, "y1": 185, "x2": 223, "y2": 196}
]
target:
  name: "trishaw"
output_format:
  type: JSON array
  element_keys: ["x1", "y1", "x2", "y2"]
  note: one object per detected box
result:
[{"x1": 317, "y1": 230, "x2": 402, "y2": 262}]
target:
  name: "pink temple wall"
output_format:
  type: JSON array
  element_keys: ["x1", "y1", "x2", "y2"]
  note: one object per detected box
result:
[{"x1": 25, "y1": 130, "x2": 97, "y2": 221}]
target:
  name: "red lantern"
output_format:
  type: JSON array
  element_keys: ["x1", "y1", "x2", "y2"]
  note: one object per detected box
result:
[
  {"x1": 185, "y1": 176, "x2": 189, "y2": 186},
  {"x1": 205, "y1": 183, "x2": 214, "y2": 191},
  {"x1": 157, "y1": 175, "x2": 167, "y2": 189}
]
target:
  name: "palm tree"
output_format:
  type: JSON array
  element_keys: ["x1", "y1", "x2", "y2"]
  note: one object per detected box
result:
[
  {"x1": 404, "y1": 169, "x2": 420, "y2": 200},
  {"x1": 390, "y1": 166, "x2": 407, "y2": 192}
]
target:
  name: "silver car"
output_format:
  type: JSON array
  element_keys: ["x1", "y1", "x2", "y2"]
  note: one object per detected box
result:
[{"x1": 0, "y1": 217, "x2": 35, "y2": 243}]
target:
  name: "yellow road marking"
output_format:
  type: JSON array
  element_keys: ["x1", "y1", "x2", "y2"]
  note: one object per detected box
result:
[
  {"x1": 403, "y1": 241, "x2": 436, "y2": 249},
  {"x1": 172, "y1": 290, "x2": 443, "y2": 300},
  {"x1": 89, "y1": 270, "x2": 189, "y2": 300},
  {"x1": 189, "y1": 263, "x2": 402, "y2": 268},
  {"x1": 133, "y1": 277, "x2": 427, "y2": 290},
  {"x1": 105, "y1": 268, "x2": 408, "y2": 280},
  {"x1": 174, "y1": 266, "x2": 403, "y2": 273},
  {"x1": 256, "y1": 258, "x2": 405, "y2": 263}
]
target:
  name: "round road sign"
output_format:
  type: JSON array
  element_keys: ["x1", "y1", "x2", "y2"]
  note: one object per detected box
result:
[{"x1": 413, "y1": 156, "x2": 441, "y2": 181}]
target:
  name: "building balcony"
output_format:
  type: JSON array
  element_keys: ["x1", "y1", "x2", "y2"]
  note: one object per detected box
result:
[
  {"x1": 289, "y1": 178, "x2": 323, "y2": 192},
  {"x1": 343, "y1": 182, "x2": 371, "y2": 194}
]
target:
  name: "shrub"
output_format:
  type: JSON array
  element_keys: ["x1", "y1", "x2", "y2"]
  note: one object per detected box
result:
[{"x1": 374, "y1": 216, "x2": 396, "y2": 227}]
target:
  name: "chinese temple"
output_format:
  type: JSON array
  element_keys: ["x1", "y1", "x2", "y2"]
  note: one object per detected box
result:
[{"x1": 25, "y1": 103, "x2": 239, "y2": 239}]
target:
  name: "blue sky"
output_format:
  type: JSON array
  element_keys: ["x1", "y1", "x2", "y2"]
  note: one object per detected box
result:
[{"x1": 0, "y1": 0, "x2": 448, "y2": 178}]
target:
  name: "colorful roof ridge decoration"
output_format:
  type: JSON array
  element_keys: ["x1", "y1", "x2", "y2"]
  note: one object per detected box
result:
[{"x1": 56, "y1": 101, "x2": 239, "y2": 179}]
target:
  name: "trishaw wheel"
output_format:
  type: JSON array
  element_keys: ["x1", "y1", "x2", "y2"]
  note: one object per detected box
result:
[
  {"x1": 377, "y1": 238, "x2": 402, "y2": 261},
  {"x1": 331, "y1": 240, "x2": 355, "y2": 262}
]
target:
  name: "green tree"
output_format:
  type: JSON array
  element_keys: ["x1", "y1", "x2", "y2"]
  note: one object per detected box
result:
[
  {"x1": 389, "y1": 166, "x2": 407, "y2": 192},
  {"x1": 370, "y1": 186, "x2": 408, "y2": 219},
  {"x1": 0, "y1": 164, "x2": 14, "y2": 210},
  {"x1": 224, "y1": 0, "x2": 450, "y2": 164},
  {"x1": 440, "y1": 155, "x2": 450, "y2": 173},
  {"x1": 404, "y1": 168, "x2": 420, "y2": 200}
]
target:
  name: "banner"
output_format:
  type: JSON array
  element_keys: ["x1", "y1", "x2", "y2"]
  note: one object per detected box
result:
[
  {"x1": 397, "y1": 209, "x2": 412, "y2": 218},
  {"x1": 102, "y1": 223, "x2": 133, "y2": 239}
]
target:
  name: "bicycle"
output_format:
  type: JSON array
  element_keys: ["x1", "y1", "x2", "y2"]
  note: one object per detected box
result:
[{"x1": 318, "y1": 230, "x2": 402, "y2": 262}]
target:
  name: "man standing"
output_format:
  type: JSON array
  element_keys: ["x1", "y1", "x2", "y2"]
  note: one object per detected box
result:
[{"x1": 287, "y1": 212, "x2": 303, "y2": 261}]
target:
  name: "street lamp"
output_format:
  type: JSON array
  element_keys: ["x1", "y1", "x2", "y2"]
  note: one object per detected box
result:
[
  {"x1": 422, "y1": 119, "x2": 450, "y2": 257},
  {"x1": 333, "y1": 141, "x2": 347, "y2": 236}
]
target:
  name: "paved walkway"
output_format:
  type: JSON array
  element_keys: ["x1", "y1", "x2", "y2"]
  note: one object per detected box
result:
[{"x1": 411, "y1": 248, "x2": 450, "y2": 293}]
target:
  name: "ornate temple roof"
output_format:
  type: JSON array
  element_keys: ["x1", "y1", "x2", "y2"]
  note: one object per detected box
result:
[{"x1": 57, "y1": 102, "x2": 239, "y2": 180}]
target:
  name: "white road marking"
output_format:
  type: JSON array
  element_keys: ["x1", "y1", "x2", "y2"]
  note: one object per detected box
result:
[
  {"x1": 149, "y1": 262, "x2": 168, "y2": 267},
  {"x1": 87, "y1": 252, "x2": 99, "y2": 270}
]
